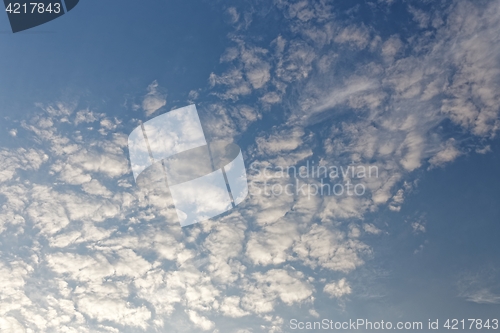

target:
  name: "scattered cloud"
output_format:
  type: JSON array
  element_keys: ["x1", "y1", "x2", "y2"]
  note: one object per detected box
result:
[
  {"x1": 324, "y1": 278, "x2": 352, "y2": 298},
  {"x1": 428, "y1": 139, "x2": 462, "y2": 168},
  {"x1": 142, "y1": 80, "x2": 166, "y2": 116},
  {"x1": 1, "y1": 0, "x2": 500, "y2": 331},
  {"x1": 334, "y1": 25, "x2": 370, "y2": 49}
]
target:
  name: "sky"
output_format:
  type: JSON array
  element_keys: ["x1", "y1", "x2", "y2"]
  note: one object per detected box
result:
[{"x1": 0, "y1": 0, "x2": 500, "y2": 332}]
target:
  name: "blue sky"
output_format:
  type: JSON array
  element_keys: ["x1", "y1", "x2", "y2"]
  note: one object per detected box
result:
[{"x1": 1, "y1": 0, "x2": 500, "y2": 332}]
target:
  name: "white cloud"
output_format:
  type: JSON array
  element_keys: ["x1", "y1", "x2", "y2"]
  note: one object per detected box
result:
[
  {"x1": 187, "y1": 310, "x2": 215, "y2": 331},
  {"x1": 388, "y1": 188, "x2": 405, "y2": 211},
  {"x1": 363, "y1": 223, "x2": 382, "y2": 235},
  {"x1": 276, "y1": 40, "x2": 316, "y2": 82},
  {"x1": 220, "y1": 296, "x2": 250, "y2": 317},
  {"x1": 246, "y1": 220, "x2": 298, "y2": 266},
  {"x1": 0, "y1": 148, "x2": 48, "y2": 183},
  {"x1": 334, "y1": 25, "x2": 370, "y2": 49},
  {"x1": 65, "y1": 149, "x2": 129, "y2": 179},
  {"x1": 77, "y1": 295, "x2": 151, "y2": 328},
  {"x1": 209, "y1": 68, "x2": 252, "y2": 100},
  {"x1": 399, "y1": 132, "x2": 424, "y2": 171},
  {"x1": 302, "y1": 77, "x2": 379, "y2": 118},
  {"x1": 476, "y1": 145, "x2": 491, "y2": 154},
  {"x1": 1, "y1": 1, "x2": 500, "y2": 331},
  {"x1": 0, "y1": 260, "x2": 33, "y2": 316},
  {"x1": 319, "y1": 196, "x2": 371, "y2": 221},
  {"x1": 381, "y1": 35, "x2": 402, "y2": 60},
  {"x1": 260, "y1": 91, "x2": 282, "y2": 104},
  {"x1": 49, "y1": 223, "x2": 115, "y2": 248},
  {"x1": 411, "y1": 221, "x2": 426, "y2": 234},
  {"x1": 203, "y1": 218, "x2": 247, "y2": 283},
  {"x1": 324, "y1": 278, "x2": 352, "y2": 298},
  {"x1": 462, "y1": 289, "x2": 500, "y2": 304},
  {"x1": 0, "y1": 317, "x2": 27, "y2": 333},
  {"x1": 27, "y1": 200, "x2": 70, "y2": 235},
  {"x1": 294, "y1": 224, "x2": 370, "y2": 272},
  {"x1": 227, "y1": 7, "x2": 240, "y2": 24},
  {"x1": 458, "y1": 270, "x2": 500, "y2": 304},
  {"x1": 142, "y1": 80, "x2": 166, "y2": 116},
  {"x1": 408, "y1": 5, "x2": 430, "y2": 29},
  {"x1": 82, "y1": 179, "x2": 113, "y2": 197},
  {"x1": 428, "y1": 139, "x2": 462, "y2": 168},
  {"x1": 256, "y1": 127, "x2": 305, "y2": 155},
  {"x1": 309, "y1": 309, "x2": 320, "y2": 318},
  {"x1": 246, "y1": 64, "x2": 271, "y2": 89},
  {"x1": 56, "y1": 163, "x2": 92, "y2": 185},
  {"x1": 187, "y1": 89, "x2": 199, "y2": 103},
  {"x1": 241, "y1": 269, "x2": 313, "y2": 314},
  {"x1": 74, "y1": 109, "x2": 102, "y2": 125}
]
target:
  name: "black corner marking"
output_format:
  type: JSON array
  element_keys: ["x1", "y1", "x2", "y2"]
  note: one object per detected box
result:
[
  {"x1": 4, "y1": 0, "x2": 79, "y2": 33},
  {"x1": 64, "y1": 0, "x2": 78, "y2": 12}
]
